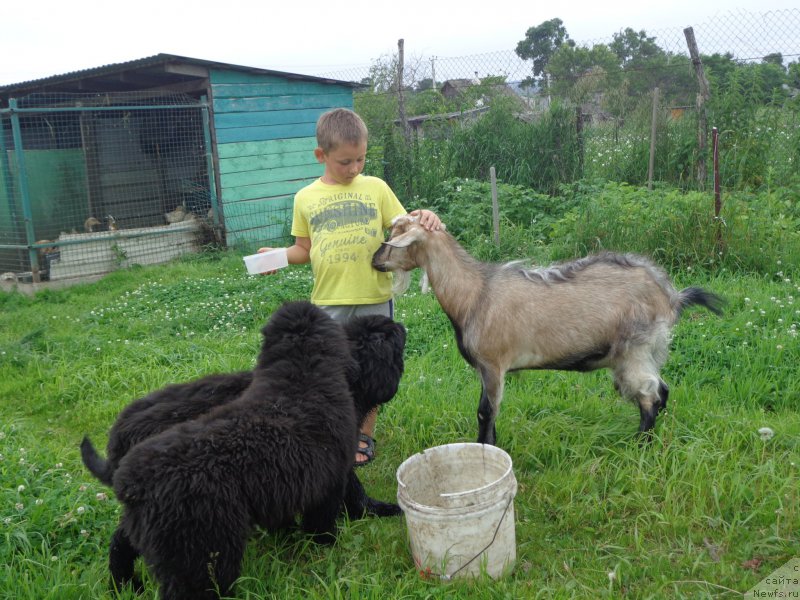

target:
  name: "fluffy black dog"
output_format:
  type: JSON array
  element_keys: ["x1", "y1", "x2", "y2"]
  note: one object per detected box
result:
[
  {"x1": 96, "y1": 301, "x2": 405, "y2": 600},
  {"x1": 81, "y1": 311, "x2": 406, "y2": 519}
]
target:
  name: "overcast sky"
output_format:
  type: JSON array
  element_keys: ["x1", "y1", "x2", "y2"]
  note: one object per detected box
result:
[{"x1": 2, "y1": 0, "x2": 798, "y2": 85}]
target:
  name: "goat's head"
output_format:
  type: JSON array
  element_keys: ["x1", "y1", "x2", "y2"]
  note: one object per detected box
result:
[
  {"x1": 372, "y1": 215, "x2": 434, "y2": 272},
  {"x1": 372, "y1": 215, "x2": 445, "y2": 295}
]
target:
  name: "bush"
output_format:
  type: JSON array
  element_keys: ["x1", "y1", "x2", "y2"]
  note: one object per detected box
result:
[
  {"x1": 423, "y1": 177, "x2": 578, "y2": 252},
  {"x1": 548, "y1": 180, "x2": 800, "y2": 275}
]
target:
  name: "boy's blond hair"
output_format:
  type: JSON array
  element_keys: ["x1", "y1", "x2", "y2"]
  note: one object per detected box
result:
[{"x1": 316, "y1": 108, "x2": 368, "y2": 152}]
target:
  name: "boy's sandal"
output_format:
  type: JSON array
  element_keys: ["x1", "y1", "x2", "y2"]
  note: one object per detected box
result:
[{"x1": 354, "y1": 433, "x2": 375, "y2": 467}]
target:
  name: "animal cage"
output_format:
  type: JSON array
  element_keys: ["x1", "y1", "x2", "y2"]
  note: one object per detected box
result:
[{"x1": 0, "y1": 91, "x2": 219, "y2": 283}]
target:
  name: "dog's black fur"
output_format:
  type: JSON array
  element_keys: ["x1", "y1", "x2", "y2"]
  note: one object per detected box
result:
[
  {"x1": 81, "y1": 312, "x2": 406, "y2": 520},
  {"x1": 91, "y1": 302, "x2": 405, "y2": 600}
]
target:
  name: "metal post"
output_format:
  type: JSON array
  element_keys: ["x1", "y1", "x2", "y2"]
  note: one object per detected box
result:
[
  {"x1": 0, "y1": 114, "x2": 19, "y2": 232},
  {"x1": 9, "y1": 98, "x2": 41, "y2": 282},
  {"x1": 200, "y1": 97, "x2": 220, "y2": 229}
]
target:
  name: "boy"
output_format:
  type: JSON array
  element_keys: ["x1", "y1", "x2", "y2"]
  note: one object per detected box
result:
[{"x1": 260, "y1": 108, "x2": 440, "y2": 466}]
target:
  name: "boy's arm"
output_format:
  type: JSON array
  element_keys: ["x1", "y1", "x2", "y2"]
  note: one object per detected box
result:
[
  {"x1": 258, "y1": 237, "x2": 310, "y2": 264},
  {"x1": 257, "y1": 237, "x2": 311, "y2": 274},
  {"x1": 285, "y1": 237, "x2": 311, "y2": 264}
]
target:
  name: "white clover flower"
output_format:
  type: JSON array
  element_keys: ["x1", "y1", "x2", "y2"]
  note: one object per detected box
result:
[
  {"x1": 96, "y1": 492, "x2": 108, "y2": 501},
  {"x1": 79, "y1": 484, "x2": 87, "y2": 492},
  {"x1": 17, "y1": 485, "x2": 25, "y2": 493},
  {"x1": 758, "y1": 427, "x2": 774, "y2": 441},
  {"x1": 15, "y1": 503, "x2": 23, "y2": 511},
  {"x1": 35, "y1": 498, "x2": 43, "y2": 506},
  {"x1": 76, "y1": 506, "x2": 85, "y2": 515}
]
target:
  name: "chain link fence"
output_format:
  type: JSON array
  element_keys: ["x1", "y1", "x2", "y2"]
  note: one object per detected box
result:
[
  {"x1": 317, "y1": 9, "x2": 799, "y2": 94},
  {"x1": 1, "y1": 92, "x2": 217, "y2": 282},
  {"x1": 313, "y1": 8, "x2": 800, "y2": 193}
]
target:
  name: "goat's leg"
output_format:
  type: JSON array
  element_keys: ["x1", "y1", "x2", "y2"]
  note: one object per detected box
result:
[
  {"x1": 613, "y1": 364, "x2": 663, "y2": 437},
  {"x1": 638, "y1": 377, "x2": 671, "y2": 435},
  {"x1": 658, "y1": 379, "x2": 669, "y2": 414},
  {"x1": 476, "y1": 367, "x2": 504, "y2": 446}
]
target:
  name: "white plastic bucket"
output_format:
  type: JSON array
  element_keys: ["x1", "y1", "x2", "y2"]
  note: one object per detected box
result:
[{"x1": 396, "y1": 443, "x2": 517, "y2": 579}]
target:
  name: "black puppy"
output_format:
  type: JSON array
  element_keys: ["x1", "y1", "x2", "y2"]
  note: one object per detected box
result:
[
  {"x1": 81, "y1": 312, "x2": 406, "y2": 519},
  {"x1": 104, "y1": 301, "x2": 404, "y2": 600}
]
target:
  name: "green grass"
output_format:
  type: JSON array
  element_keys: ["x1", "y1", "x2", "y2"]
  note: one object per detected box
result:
[{"x1": 1, "y1": 247, "x2": 799, "y2": 599}]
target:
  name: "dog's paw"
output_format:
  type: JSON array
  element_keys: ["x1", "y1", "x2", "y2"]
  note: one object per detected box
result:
[
  {"x1": 311, "y1": 530, "x2": 337, "y2": 545},
  {"x1": 366, "y1": 499, "x2": 402, "y2": 518}
]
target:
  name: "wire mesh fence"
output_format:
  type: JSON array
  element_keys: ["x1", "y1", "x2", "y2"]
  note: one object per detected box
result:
[
  {"x1": 316, "y1": 9, "x2": 800, "y2": 93},
  {"x1": 313, "y1": 8, "x2": 800, "y2": 195},
  {"x1": 0, "y1": 92, "x2": 216, "y2": 282}
]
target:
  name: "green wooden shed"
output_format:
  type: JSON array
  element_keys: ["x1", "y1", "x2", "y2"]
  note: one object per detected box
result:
[{"x1": 0, "y1": 54, "x2": 360, "y2": 280}]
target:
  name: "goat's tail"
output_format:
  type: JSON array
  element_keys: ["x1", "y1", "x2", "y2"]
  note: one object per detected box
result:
[
  {"x1": 80, "y1": 436, "x2": 113, "y2": 486},
  {"x1": 677, "y1": 287, "x2": 725, "y2": 317}
]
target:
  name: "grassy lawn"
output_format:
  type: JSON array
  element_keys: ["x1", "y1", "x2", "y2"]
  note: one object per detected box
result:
[{"x1": 1, "y1": 250, "x2": 798, "y2": 599}]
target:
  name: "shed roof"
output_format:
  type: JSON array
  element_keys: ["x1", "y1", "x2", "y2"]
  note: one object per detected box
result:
[{"x1": 0, "y1": 53, "x2": 361, "y2": 101}]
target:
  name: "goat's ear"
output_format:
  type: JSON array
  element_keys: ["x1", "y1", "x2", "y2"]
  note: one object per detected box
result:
[
  {"x1": 391, "y1": 214, "x2": 415, "y2": 226},
  {"x1": 383, "y1": 226, "x2": 425, "y2": 248}
]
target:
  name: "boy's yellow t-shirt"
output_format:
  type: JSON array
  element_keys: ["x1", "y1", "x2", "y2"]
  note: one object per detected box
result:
[{"x1": 291, "y1": 175, "x2": 406, "y2": 306}]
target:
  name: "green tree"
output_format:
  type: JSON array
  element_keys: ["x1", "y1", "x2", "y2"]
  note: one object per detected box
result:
[
  {"x1": 548, "y1": 43, "x2": 620, "y2": 102},
  {"x1": 788, "y1": 60, "x2": 800, "y2": 89},
  {"x1": 515, "y1": 18, "x2": 574, "y2": 87},
  {"x1": 609, "y1": 28, "x2": 662, "y2": 67},
  {"x1": 703, "y1": 52, "x2": 738, "y2": 91}
]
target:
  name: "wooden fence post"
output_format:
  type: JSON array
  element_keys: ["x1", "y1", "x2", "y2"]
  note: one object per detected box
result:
[
  {"x1": 490, "y1": 166, "x2": 500, "y2": 246},
  {"x1": 648, "y1": 87, "x2": 659, "y2": 191},
  {"x1": 397, "y1": 39, "x2": 410, "y2": 144},
  {"x1": 684, "y1": 27, "x2": 711, "y2": 190}
]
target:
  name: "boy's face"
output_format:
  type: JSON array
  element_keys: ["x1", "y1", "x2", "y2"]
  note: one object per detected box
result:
[{"x1": 315, "y1": 141, "x2": 367, "y2": 186}]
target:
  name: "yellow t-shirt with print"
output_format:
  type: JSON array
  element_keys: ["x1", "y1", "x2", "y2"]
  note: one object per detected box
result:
[{"x1": 291, "y1": 175, "x2": 406, "y2": 306}]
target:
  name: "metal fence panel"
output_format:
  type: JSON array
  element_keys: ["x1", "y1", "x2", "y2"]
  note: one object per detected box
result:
[{"x1": 0, "y1": 92, "x2": 216, "y2": 282}]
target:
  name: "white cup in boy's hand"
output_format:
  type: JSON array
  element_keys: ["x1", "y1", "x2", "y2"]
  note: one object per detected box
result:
[{"x1": 243, "y1": 248, "x2": 288, "y2": 275}]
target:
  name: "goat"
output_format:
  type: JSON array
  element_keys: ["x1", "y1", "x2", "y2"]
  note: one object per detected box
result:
[{"x1": 372, "y1": 215, "x2": 724, "y2": 445}]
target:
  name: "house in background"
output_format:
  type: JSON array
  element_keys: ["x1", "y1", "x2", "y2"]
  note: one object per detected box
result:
[
  {"x1": 0, "y1": 54, "x2": 359, "y2": 281},
  {"x1": 439, "y1": 75, "x2": 482, "y2": 101}
]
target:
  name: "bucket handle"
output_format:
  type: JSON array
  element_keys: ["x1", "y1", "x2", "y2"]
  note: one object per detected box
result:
[{"x1": 433, "y1": 492, "x2": 515, "y2": 581}]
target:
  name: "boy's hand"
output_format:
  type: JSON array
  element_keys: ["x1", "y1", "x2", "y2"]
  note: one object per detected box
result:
[
  {"x1": 256, "y1": 247, "x2": 279, "y2": 275},
  {"x1": 409, "y1": 209, "x2": 442, "y2": 231}
]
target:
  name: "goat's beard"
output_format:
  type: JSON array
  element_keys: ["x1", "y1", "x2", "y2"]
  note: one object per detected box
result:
[{"x1": 391, "y1": 269, "x2": 412, "y2": 296}]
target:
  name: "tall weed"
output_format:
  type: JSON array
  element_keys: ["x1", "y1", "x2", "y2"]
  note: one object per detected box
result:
[
  {"x1": 429, "y1": 178, "x2": 800, "y2": 277},
  {"x1": 547, "y1": 181, "x2": 800, "y2": 275}
]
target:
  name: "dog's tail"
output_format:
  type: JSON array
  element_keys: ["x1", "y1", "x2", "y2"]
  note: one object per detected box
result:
[{"x1": 80, "y1": 436, "x2": 113, "y2": 486}]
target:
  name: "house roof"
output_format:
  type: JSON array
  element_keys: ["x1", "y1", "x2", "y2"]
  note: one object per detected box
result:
[{"x1": 0, "y1": 53, "x2": 362, "y2": 101}]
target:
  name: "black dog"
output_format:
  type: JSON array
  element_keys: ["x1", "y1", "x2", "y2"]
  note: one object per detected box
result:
[
  {"x1": 81, "y1": 312, "x2": 406, "y2": 520},
  {"x1": 96, "y1": 302, "x2": 405, "y2": 600}
]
